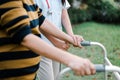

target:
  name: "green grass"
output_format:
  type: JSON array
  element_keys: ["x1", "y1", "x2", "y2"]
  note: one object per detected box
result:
[{"x1": 61, "y1": 22, "x2": 120, "y2": 80}]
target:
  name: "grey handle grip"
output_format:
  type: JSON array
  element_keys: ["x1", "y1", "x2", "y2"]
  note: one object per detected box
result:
[
  {"x1": 80, "y1": 41, "x2": 91, "y2": 46},
  {"x1": 95, "y1": 64, "x2": 105, "y2": 72}
]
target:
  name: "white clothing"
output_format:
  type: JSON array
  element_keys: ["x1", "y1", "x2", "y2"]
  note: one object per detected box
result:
[
  {"x1": 35, "y1": 0, "x2": 70, "y2": 30},
  {"x1": 35, "y1": 0, "x2": 70, "y2": 80}
]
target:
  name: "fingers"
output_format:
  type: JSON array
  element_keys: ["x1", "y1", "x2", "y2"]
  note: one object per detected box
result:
[
  {"x1": 70, "y1": 35, "x2": 77, "y2": 46},
  {"x1": 62, "y1": 41, "x2": 70, "y2": 50},
  {"x1": 76, "y1": 35, "x2": 84, "y2": 48},
  {"x1": 74, "y1": 66, "x2": 85, "y2": 76},
  {"x1": 70, "y1": 35, "x2": 84, "y2": 48},
  {"x1": 70, "y1": 58, "x2": 96, "y2": 76},
  {"x1": 83, "y1": 59, "x2": 95, "y2": 75},
  {"x1": 89, "y1": 61, "x2": 96, "y2": 75}
]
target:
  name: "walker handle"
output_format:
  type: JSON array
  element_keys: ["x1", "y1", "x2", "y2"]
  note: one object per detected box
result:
[
  {"x1": 59, "y1": 64, "x2": 105, "y2": 76},
  {"x1": 95, "y1": 64, "x2": 105, "y2": 72},
  {"x1": 80, "y1": 41, "x2": 91, "y2": 46},
  {"x1": 57, "y1": 64, "x2": 120, "y2": 80}
]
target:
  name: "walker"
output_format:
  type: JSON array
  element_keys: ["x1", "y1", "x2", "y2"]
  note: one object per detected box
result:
[{"x1": 57, "y1": 41, "x2": 120, "y2": 80}]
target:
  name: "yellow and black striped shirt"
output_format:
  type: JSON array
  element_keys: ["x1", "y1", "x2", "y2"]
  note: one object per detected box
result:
[{"x1": 0, "y1": 0, "x2": 45, "y2": 80}]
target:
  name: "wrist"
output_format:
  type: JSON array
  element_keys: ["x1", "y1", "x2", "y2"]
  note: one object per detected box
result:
[
  {"x1": 68, "y1": 32, "x2": 74, "y2": 36},
  {"x1": 66, "y1": 35, "x2": 74, "y2": 44},
  {"x1": 67, "y1": 55, "x2": 83, "y2": 67}
]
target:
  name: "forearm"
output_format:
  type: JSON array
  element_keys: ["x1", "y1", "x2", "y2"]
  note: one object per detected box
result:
[
  {"x1": 21, "y1": 34, "x2": 96, "y2": 76},
  {"x1": 21, "y1": 34, "x2": 77, "y2": 66},
  {"x1": 62, "y1": 9, "x2": 73, "y2": 35},
  {"x1": 61, "y1": 9, "x2": 84, "y2": 48},
  {"x1": 40, "y1": 19, "x2": 74, "y2": 44},
  {"x1": 40, "y1": 29, "x2": 55, "y2": 42}
]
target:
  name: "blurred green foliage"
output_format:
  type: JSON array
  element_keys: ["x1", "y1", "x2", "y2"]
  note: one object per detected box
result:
[{"x1": 68, "y1": 0, "x2": 120, "y2": 24}]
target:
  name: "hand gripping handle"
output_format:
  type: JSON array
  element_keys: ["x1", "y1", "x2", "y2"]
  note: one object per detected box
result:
[{"x1": 80, "y1": 41, "x2": 91, "y2": 46}]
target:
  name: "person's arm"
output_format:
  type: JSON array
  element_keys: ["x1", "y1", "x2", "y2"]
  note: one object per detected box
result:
[
  {"x1": 21, "y1": 33, "x2": 96, "y2": 76},
  {"x1": 39, "y1": 19, "x2": 72, "y2": 42},
  {"x1": 62, "y1": 8, "x2": 74, "y2": 36},
  {"x1": 40, "y1": 32, "x2": 70, "y2": 50},
  {"x1": 61, "y1": 8, "x2": 84, "y2": 47},
  {"x1": 39, "y1": 19, "x2": 83, "y2": 48}
]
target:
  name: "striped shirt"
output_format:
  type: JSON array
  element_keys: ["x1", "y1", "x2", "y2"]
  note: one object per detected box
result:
[{"x1": 0, "y1": 0, "x2": 45, "y2": 80}]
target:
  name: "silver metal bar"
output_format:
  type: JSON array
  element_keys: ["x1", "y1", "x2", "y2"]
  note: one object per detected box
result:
[
  {"x1": 57, "y1": 41, "x2": 120, "y2": 80},
  {"x1": 57, "y1": 65, "x2": 120, "y2": 80},
  {"x1": 91, "y1": 42, "x2": 120, "y2": 80},
  {"x1": 105, "y1": 57, "x2": 120, "y2": 79},
  {"x1": 90, "y1": 42, "x2": 108, "y2": 80}
]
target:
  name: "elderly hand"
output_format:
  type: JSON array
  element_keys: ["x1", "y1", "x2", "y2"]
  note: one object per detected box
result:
[
  {"x1": 70, "y1": 34, "x2": 84, "y2": 48},
  {"x1": 68, "y1": 56, "x2": 96, "y2": 76},
  {"x1": 53, "y1": 39, "x2": 70, "y2": 50}
]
